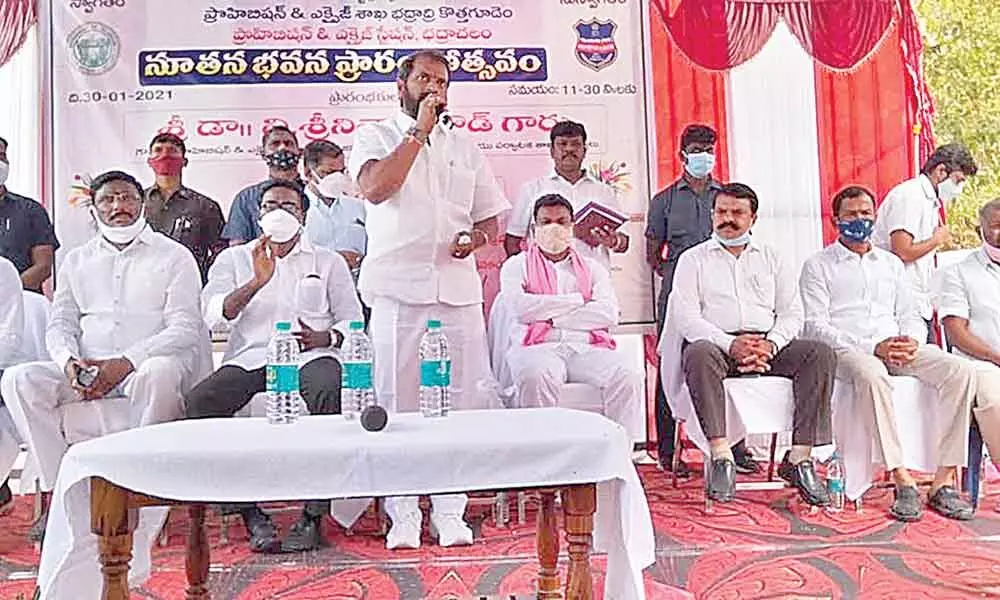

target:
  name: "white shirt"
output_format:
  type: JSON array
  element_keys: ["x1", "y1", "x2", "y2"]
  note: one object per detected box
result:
[
  {"x1": 347, "y1": 111, "x2": 509, "y2": 306},
  {"x1": 934, "y1": 248, "x2": 1000, "y2": 360},
  {"x1": 499, "y1": 252, "x2": 618, "y2": 349},
  {"x1": 871, "y1": 174, "x2": 941, "y2": 319},
  {"x1": 0, "y1": 256, "x2": 23, "y2": 368},
  {"x1": 800, "y1": 242, "x2": 924, "y2": 355},
  {"x1": 47, "y1": 228, "x2": 202, "y2": 371},
  {"x1": 671, "y1": 238, "x2": 803, "y2": 352},
  {"x1": 506, "y1": 170, "x2": 620, "y2": 267},
  {"x1": 204, "y1": 234, "x2": 363, "y2": 370}
]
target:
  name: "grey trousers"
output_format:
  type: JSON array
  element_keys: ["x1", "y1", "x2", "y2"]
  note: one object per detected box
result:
[{"x1": 682, "y1": 339, "x2": 835, "y2": 447}]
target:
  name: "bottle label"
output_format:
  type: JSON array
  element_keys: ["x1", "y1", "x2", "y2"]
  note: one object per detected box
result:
[
  {"x1": 420, "y1": 359, "x2": 451, "y2": 387},
  {"x1": 266, "y1": 364, "x2": 299, "y2": 393},
  {"x1": 343, "y1": 362, "x2": 373, "y2": 389},
  {"x1": 828, "y1": 477, "x2": 844, "y2": 493}
]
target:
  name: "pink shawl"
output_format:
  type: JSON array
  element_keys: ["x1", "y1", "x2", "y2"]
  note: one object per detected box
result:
[{"x1": 522, "y1": 243, "x2": 616, "y2": 349}]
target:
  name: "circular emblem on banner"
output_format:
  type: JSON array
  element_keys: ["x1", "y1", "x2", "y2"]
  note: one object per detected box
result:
[{"x1": 67, "y1": 22, "x2": 121, "y2": 75}]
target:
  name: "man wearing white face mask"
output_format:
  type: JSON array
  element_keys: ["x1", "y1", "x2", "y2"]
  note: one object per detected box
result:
[
  {"x1": 1, "y1": 171, "x2": 203, "y2": 540},
  {"x1": 190, "y1": 180, "x2": 364, "y2": 553},
  {"x1": 302, "y1": 140, "x2": 367, "y2": 280},
  {"x1": 501, "y1": 195, "x2": 641, "y2": 428},
  {"x1": 872, "y1": 143, "x2": 978, "y2": 343}
]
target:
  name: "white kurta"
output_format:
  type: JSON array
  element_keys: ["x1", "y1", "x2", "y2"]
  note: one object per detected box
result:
[
  {"x1": 349, "y1": 111, "x2": 509, "y2": 520},
  {"x1": 506, "y1": 171, "x2": 621, "y2": 267},
  {"x1": 348, "y1": 111, "x2": 509, "y2": 413},
  {"x1": 499, "y1": 253, "x2": 641, "y2": 429},
  {"x1": 0, "y1": 257, "x2": 24, "y2": 483},
  {"x1": 1, "y1": 228, "x2": 205, "y2": 490}
]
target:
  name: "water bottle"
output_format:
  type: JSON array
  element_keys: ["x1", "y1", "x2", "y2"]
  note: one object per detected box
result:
[
  {"x1": 418, "y1": 319, "x2": 451, "y2": 418},
  {"x1": 341, "y1": 320, "x2": 375, "y2": 420},
  {"x1": 827, "y1": 452, "x2": 845, "y2": 513},
  {"x1": 265, "y1": 321, "x2": 302, "y2": 425}
]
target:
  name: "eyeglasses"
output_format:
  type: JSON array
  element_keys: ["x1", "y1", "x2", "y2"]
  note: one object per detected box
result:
[
  {"x1": 94, "y1": 192, "x2": 142, "y2": 208},
  {"x1": 261, "y1": 201, "x2": 301, "y2": 212}
]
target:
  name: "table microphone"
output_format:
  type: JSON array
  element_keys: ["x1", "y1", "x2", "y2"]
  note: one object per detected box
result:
[{"x1": 361, "y1": 405, "x2": 388, "y2": 432}]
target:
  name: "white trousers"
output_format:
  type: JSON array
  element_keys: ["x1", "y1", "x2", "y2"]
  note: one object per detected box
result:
[
  {"x1": 370, "y1": 297, "x2": 493, "y2": 519},
  {"x1": 0, "y1": 409, "x2": 18, "y2": 485},
  {"x1": 1, "y1": 357, "x2": 187, "y2": 491},
  {"x1": 507, "y1": 342, "x2": 643, "y2": 432}
]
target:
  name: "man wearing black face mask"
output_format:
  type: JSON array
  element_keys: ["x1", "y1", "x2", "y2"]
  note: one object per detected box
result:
[
  {"x1": 801, "y1": 185, "x2": 977, "y2": 522},
  {"x1": 222, "y1": 125, "x2": 309, "y2": 246}
]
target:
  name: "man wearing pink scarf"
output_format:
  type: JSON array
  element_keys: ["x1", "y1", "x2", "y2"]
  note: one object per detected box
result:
[{"x1": 499, "y1": 194, "x2": 641, "y2": 428}]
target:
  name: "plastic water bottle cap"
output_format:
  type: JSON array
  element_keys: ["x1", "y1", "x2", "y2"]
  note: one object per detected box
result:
[
  {"x1": 427, "y1": 319, "x2": 442, "y2": 329},
  {"x1": 275, "y1": 321, "x2": 292, "y2": 332},
  {"x1": 349, "y1": 321, "x2": 364, "y2": 330}
]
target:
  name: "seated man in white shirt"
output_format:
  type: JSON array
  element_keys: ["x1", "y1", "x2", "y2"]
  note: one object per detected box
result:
[
  {"x1": 0, "y1": 256, "x2": 23, "y2": 514},
  {"x1": 188, "y1": 180, "x2": 364, "y2": 553},
  {"x1": 1, "y1": 171, "x2": 203, "y2": 540},
  {"x1": 504, "y1": 120, "x2": 628, "y2": 267},
  {"x1": 500, "y1": 194, "x2": 641, "y2": 428},
  {"x1": 672, "y1": 183, "x2": 834, "y2": 506},
  {"x1": 800, "y1": 185, "x2": 977, "y2": 522},
  {"x1": 935, "y1": 198, "x2": 1000, "y2": 478}
]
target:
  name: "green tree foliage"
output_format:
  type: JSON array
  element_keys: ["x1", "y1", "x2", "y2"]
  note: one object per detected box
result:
[{"x1": 918, "y1": 0, "x2": 1000, "y2": 247}]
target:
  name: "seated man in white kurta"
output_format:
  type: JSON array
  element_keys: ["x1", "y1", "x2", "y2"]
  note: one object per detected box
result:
[
  {"x1": 500, "y1": 194, "x2": 641, "y2": 428},
  {"x1": 935, "y1": 198, "x2": 1000, "y2": 479},
  {"x1": 1, "y1": 171, "x2": 203, "y2": 541},
  {"x1": 0, "y1": 256, "x2": 24, "y2": 514}
]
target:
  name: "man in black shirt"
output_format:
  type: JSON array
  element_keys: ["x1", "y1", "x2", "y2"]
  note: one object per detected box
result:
[
  {"x1": 0, "y1": 136, "x2": 59, "y2": 292},
  {"x1": 143, "y1": 133, "x2": 226, "y2": 282}
]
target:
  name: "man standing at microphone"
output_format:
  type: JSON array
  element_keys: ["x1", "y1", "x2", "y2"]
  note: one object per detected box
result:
[{"x1": 348, "y1": 50, "x2": 508, "y2": 550}]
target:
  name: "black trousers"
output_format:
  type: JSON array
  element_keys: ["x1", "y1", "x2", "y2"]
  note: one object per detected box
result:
[{"x1": 185, "y1": 356, "x2": 343, "y2": 517}]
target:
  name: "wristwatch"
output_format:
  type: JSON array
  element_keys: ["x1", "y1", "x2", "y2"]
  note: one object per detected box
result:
[
  {"x1": 329, "y1": 328, "x2": 345, "y2": 349},
  {"x1": 405, "y1": 125, "x2": 429, "y2": 145}
]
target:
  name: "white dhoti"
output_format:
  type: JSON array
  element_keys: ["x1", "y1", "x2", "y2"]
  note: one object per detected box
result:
[
  {"x1": 1, "y1": 356, "x2": 188, "y2": 491},
  {"x1": 369, "y1": 297, "x2": 495, "y2": 520},
  {"x1": 507, "y1": 342, "x2": 643, "y2": 431}
]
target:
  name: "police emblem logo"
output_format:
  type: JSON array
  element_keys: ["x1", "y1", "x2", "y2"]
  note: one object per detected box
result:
[
  {"x1": 67, "y1": 22, "x2": 121, "y2": 75},
  {"x1": 574, "y1": 19, "x2": 618, "y2": 72}
]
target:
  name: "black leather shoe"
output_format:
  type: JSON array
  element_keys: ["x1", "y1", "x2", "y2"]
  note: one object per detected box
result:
[
  {"x1": 242, "y1": 507, "x2": 281, "y2": 554},
  {"x1": 778, "y1": 452, "x2": 831, "y2": 506},
  {"x1": 0, "y1": 478, "x2": 13, "y2": 516},
  {"x1": 732, "y1": 444, "x2": 760, "y2": 475},
  {"x1": 280, "y1": 514, "x2": 325, "y2": 552},
  {"x1": 658, "y1": 456, "x2": 692, "y2": 479},
  {"x1": 707, "y1": 458, "x2": 736, "y2": 502},
  {"x1": 28, "y1": 508, "x2": 47, "y2": 543}
]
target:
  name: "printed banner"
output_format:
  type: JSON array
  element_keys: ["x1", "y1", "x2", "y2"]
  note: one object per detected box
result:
[{"x1": 45, "y1": 0, "x2": 654, "y2": 322}]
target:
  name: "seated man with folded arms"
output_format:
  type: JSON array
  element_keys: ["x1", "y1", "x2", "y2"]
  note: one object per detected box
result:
[
  {"x1": 500, "y1": 194, "x2": 641, "y2": 428},
  {"x1": 800, "y1": 186, "x2": 977, "y2": 522},
  {"x1": 0, "y1": 256, "x2": 23, "y2": 514},
  {"x1": 1, "y1": 171, "x2": 204, "y2": 540},
  {"x1": 187, "y1": 180, "x2": 364, "y2": 553},
  {"x1": 672, "y1": 182, "x2": 834, "y2": 505},
  {"x1": 935, "y1": 198, "x2": 1000, "y2": 476}
]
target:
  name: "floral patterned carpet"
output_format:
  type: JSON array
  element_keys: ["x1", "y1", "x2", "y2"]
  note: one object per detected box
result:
[{"x1": 2, "y1": 465, "x2": 1000, "y2": 599}]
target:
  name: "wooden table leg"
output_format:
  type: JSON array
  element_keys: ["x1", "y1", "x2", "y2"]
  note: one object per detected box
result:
[
  {"x1": 563, "y1": 484, "x2": 596, "y2": 600},
  {"x1": 186, "y1": 504, "x2": 211, "y2": 600},
  {"x1": 90, "y1": 478, "x2": 136, "y2": 600},
  {"x1": 536, "y1": 490, "x2": 560, "y2": 599}
]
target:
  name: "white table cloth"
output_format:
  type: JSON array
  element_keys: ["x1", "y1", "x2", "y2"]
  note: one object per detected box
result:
[{"x1": 39, "y1": 408, "x2": 655, "y2": 600}]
